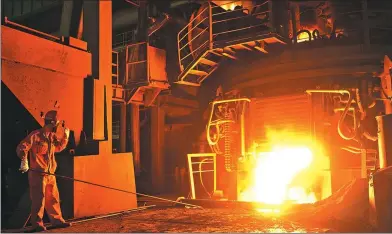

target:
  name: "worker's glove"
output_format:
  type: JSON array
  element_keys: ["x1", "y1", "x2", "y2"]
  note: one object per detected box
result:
[
  {"x1": 19, "y1": 159, "x2": 29, "y2": 173},
  {"x1": 64, "y1": 128, "x2": 70, "y2": 139}
]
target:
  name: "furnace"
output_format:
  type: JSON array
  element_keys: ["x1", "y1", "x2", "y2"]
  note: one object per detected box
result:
[{"x1": 2, "y1": 0, "x2": 392, "y2": 232}]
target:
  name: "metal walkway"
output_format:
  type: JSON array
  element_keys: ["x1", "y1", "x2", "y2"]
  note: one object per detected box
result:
[{"x1": 177, "y1": 1, "x2": 286, "y2": 86}]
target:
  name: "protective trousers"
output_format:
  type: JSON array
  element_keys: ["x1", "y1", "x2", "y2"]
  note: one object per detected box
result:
[{"x1": 28, "y1": 171, "x2": 65, "y2": 228}]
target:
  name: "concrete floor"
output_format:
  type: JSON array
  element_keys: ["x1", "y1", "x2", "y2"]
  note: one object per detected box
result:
[{"x1": 44, "y1": 207, "x2": 359, "y2": 233}]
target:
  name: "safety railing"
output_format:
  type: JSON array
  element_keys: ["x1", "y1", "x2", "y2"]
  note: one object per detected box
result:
[
  {"x1": 187, "y1": 153, "x2": 217, "y2": 199},
  {"x1": 113, "y1": 30, "x2": 137, "y2": 48},
  {"x1": 177, "y1": 0, "x2": 272, "y2": 74},
  {"x1": 112, "y1": 51, "x2": 119, "y2": 86},
  {"x1": 3, "y1": 17, "x2": 61, "y2": 42},
  {"x1": 361, "y1": 149, "x2": 378, "y2": 179},
  {"x1": 112, "y1": 121, "x2": 120, "y2": 140}
]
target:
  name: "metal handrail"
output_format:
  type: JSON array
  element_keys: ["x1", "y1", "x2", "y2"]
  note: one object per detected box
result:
[
  {"x1": 178, "y1": 12, "x2": 209, "y2": 43},
  {"x1": 112, "y1": 51, "x2": 119, "y2": 85},
  {"x1": 113, "y1": 30, "x2": 137, "y2": 48},
  {"x1": 177, "y1": 6, "x2": 210, "y2": 71},
  {"x1": 177, "y1": 0, "x2": 273, "y2": 75},
  {"x1": 180, "y1": 40, "x2": 208, "y2": 62},
  {"x1": 4, "y1": 17, "x2": 61, "y2": 41},
  {"x1": 212, "y1": 10, "x2": 270, "y2": 25},
  {"x1": 178, "y1": 7, "x2": 209, "y2": 36},
  {"x1": 213, "y1": 22, "x2": 269, "y2": 36},
  {"x1": 187, "y1": 153, "x2": 217, "y2": 199},
  {"x1": 179, "y1": 27, "x2": 208, "y2": 51}
]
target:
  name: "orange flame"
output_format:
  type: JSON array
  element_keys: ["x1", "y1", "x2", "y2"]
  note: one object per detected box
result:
[
  {"x1": 297, "y1": 27, "x2": 317, "y2": 43},
  {"x1": 239, "y1": 129, "x2": 330, "y2": 212},
  {"x1": 241, "y1": 147, "x2": 316, "y2": 205}
]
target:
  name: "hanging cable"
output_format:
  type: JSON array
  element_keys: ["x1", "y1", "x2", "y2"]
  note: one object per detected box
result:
[
  {"x1": 306, "y1": 89, "x2": 358, "y2": 141},
  {"x1": 28, "y1": 169, "x2": 203, "y2": 209},
  {"x1": 206, "y1": 98, "x2": 250, "y2": 148},
  {"x1": 337, "y1": 93, "x2": 357, "y2": 140}
]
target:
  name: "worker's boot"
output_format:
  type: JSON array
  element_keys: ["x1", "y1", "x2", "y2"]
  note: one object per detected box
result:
[
  {"x1": 51, "y1": 222, "x2": 72, "y2": 229},
  {"x1": 52, "y1": 222, "x2": 72, "y2": 228},
  {"x1": 31, "y1": 225, "x2": 47, "y2": 232}
]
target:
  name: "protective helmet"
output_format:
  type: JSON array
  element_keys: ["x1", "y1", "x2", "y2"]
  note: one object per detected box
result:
[{"x1": 44, "y1": 110, "x2": 60, "y2": 126}]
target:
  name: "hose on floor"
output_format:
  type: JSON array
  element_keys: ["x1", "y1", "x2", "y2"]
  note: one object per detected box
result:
[{"x1": 28, "y1": 169, "x2": 203, "y2": 209}]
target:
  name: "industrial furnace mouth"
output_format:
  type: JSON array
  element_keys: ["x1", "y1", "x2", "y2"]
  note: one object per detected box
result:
[
  {"x1": 195, "y1": 96, "x2": 331, "y2": 215},
  {"x1": 238, "y1": 143, "x2": 329, "y2": 214}
]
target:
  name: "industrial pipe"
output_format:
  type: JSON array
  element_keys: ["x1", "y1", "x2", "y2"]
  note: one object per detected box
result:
[
  {"x1": 376, "y1": 114, "x2": 392, "y2": 169},
  {"x1": 306, "y1": 89, "x2": 358, "y2": 141},
  {"x1": 112, "y1": 0, "x2": 191, "y2": 31},
  {"x1": 363, "y1": 131, "x2": 378, "y2": 142},
  {"x1": 206, "y1": 98, "x2": 250, "y2": 147},
  {"x1": 341, "y1": 147, "x2": 361, "y2": 154}
]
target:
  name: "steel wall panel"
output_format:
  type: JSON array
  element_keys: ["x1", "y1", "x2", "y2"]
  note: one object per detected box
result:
[{"x1": 249, "y1": 93, "x2": 311, "y2": 146}]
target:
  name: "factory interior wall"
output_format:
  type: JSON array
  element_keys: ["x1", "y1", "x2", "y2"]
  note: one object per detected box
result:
[
  {"x1": 1, "y1": 25, "x2": 137, "y2": 220},
  {"x1": 1, "y1": 25, "x2": 89, "y2": 223},
  {"x1": 1, "y1": 26, "x2": 89, "y2": 140}
]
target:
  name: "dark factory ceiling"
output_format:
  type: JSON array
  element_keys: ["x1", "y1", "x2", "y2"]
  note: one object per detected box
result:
[{"x1": 3, "y1": 0, "x2": 391, "y2": 36}]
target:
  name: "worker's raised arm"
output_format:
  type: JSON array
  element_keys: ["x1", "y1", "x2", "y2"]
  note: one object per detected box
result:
[
  {"x1": 54, "y1": 128, "x2": 70, "y2": 153},
  {"x1": 16, "y1": 131, "x2": 37, "y2": 161}
]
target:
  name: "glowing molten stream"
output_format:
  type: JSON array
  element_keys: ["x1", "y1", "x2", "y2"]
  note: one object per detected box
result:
[{"x1": 242, "y1": 147, "x2": 317, "y2": 205}]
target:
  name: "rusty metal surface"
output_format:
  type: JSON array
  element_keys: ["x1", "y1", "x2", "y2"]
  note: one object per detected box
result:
[{"x1": 46, "y1": 207, "x2": 333, "y2": 233}]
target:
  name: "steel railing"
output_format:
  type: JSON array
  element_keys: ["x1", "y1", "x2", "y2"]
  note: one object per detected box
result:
[
  {"x1": 177, "y1": 0, "x2": 272, "y2": 74},
  {"x1": 113, "y1": 30, "x2": 137, "y2": 48},
  {"x1": 112, "y1": 121, "x2": 120, "y2": 140},
  {"x1": 187, "y1": 153, "x2": 217, "y2": 199},
  {"x1": 4, "y1": 17, "x2": 61, "y2": 41},
  {"x1": 112, "y1": 51, "x2": 119, "y2": 86}
]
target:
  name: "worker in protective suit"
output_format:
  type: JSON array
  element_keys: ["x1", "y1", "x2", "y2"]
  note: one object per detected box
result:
[{"x1": 16, "y1": 110, "x2": 71, "y2": 232}]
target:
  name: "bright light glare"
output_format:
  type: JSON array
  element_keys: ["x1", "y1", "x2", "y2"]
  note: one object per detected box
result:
[{"x1": 241, "y1": 147, "x2": 317, "y2": 205}]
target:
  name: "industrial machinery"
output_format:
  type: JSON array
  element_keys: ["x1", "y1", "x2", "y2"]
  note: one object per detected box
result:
[
  {"x1": 2, "y1": 0, "x2": 392, "y2": 232},
  {"x1": 181, "y1": 1, "x2": 392, "y2": 231}
]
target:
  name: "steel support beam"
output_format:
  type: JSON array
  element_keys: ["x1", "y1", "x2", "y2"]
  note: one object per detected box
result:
[
  {"x1": 269, "y1": 0, "x2": 289, "y2": 38},
  {"x1": 59, "y1": 0, "x2": 83, "y2": 38},
  {"x1": 120, "y1": 103, "x2": 127, "y2": 152},
  {"x1": 151, "y1": 97, "x2": 165, "y2": 192},
  {"x1": 83, "y1": 0, "x2": 112, "y2": 150},
  {"x1": 376, "y1": 114, "x2": 392, "y2": 169},
  {"x1": 130, "y1": 104, "x2": 141, "y2": 175}
]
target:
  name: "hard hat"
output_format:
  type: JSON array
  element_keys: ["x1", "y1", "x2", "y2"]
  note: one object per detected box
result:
[{"x1": 44, "y1": 110, "x2": 60, "y2": 126}]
